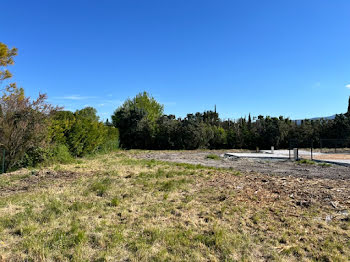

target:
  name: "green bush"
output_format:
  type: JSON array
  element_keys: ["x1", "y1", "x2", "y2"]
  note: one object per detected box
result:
[
  {"x1": 50, "y1": 144, "x2": 74, "y2": 164},
  {"x1": 16, "y1": 147, "x2": 49, "y2": 169},
  {"x1": 49, "y1": 108, "x2": 119, "y2": 157},
  {"x1": 98, "y1": 127, "x2": 119, "y2": 153}
]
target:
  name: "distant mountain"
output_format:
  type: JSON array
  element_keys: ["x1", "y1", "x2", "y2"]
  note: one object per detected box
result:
[
  {"x1": 295, "y1": 115, "x2": 336, "y2": 125},
  {"x1": 310, "y1": 115, "x2": 336, "y2": 120}
]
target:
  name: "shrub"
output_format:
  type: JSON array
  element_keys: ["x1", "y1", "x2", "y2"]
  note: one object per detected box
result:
[
  {"x1": 0, "y1": 86, "x2": 57, "y2": 171},
  {"x1": 49, "y1": 144, "x2": 74, "y2": 164},
  {"x1": 16, "y1": 147, "x2": 49, "y2": 169},
  {"x1": 49, "y1": 108, "x2": 119, "y2": 157},
  {"x1": 98, "y1": 126, "x2": 119, "y2": 153}
]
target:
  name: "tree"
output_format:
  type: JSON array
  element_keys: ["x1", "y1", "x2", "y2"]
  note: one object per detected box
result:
[
  {"x1": 0, "y1": 85, "x2": 56, "y2": 170},
  {"x1": 0, "y1": 43, "x2": 57, "y2": 170},
  {"x1": 209, "y1": 126, "x2": 227, "y2": 149},
  {"x1": 67, "y1": 110, "x2": 106, "y2": 156},
  {"x1": 203, "y1": 110, "x2": 219, "y2": 126},
  {"x1": 75, "y1": 107, "x2": 99, "y2": 122},
  {"x1": 155, "y1": 115, "x2": 182, "y2": 149},
  {"x1": 114, "y1": 92, "x2": 163, "y2": 124},
  {"x1": 181, "y1": 115, "x2": 213, "y2": 149},
  {"x1": 49, "y1": 107, "x2": 114, "y2": 157},
  {"x1": 112, "y1": 92, "x2": 163, "y2": 148},
  {"x1": 49, "y1": 110, "x2": 76, "y2": 145},
  {"x1": 105, "y1": 119, "x2": 113, "y2": 126},
  {"x1": 0, "y1": 42, "x2": 17, "y2": 81}
]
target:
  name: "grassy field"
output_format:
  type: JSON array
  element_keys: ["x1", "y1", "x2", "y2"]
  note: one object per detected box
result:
[{"x1": 0, "y1": 151, "x2": 349, "y2": 261}]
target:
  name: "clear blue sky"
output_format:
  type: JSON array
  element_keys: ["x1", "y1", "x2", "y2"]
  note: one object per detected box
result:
[{"x1": 1, "y1": 0, "x2": 350, "y2": 120}]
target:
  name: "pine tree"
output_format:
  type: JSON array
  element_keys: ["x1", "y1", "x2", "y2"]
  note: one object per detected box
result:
[
  {"x1": 347, "y1": 96, "x2": 350, "y2": 115},
  {"x1": 248, "y1": 113, "x2": 252, "y2": 129}
]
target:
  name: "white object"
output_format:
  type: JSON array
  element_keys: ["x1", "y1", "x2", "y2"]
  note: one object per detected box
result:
[{"x1": 271, "y1": 146, "x2": 274, "y2": 154}]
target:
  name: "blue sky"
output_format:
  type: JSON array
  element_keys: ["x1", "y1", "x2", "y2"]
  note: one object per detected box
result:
[{"x1": 1, "y1": 0, "x2": 350, "y2": 120}]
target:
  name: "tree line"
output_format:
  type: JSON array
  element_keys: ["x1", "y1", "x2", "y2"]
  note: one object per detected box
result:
[
  {"x1": 1, "y1": 41, "x2": 350, "y2": 171},
  {"x1": 112, "y1": 92, "x2": 350, "y2": 150}
]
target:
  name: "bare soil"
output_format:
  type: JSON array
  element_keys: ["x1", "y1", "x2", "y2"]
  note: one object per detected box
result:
[
  {"x1": 135, "y1": 150, "x2": 350, "y2": 180},
  {"x1": 135, "y1": 150, "x2": 350, "y2": 211},
  {"x1": 0, "y1": 170, "x2": 88, "y2": 197},
  {"x1": 312, "y1": 153, "x2": 350, "y2": 160}
]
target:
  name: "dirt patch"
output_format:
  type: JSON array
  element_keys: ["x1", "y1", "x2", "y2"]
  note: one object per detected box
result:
[
  {"x1": 134, "y1": 150, "x2": 350, "y2": 210},
  {"x1": 0, "y1": 170, "x2": 85, "y2": 197},
  {"x1": 135, "y1": 151, "x2": 350, "y2": 180},
  {"x1": 312, "y1": 154, "x2": 350, "y2": 160},
  {"x1": 196, "y1": 170, "x2": 350, "y2": 208}
]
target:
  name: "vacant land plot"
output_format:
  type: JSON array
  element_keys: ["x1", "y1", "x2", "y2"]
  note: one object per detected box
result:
[
  {"x1": 0, "y1": 151, "x2": 350, "y2": 261},
  {"x1": 136, "y1": 150, "x2": 350, "y2": 179}
]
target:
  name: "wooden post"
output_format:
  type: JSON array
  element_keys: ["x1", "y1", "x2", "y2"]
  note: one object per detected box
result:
[{"x1": 1, "y1": 148, "x2": 5, "y2": 174}]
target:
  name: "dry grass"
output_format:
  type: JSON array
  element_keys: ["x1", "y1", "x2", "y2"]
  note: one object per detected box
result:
[{"x1": 0, "y1": 150, "x2": 349, "y2": 261}]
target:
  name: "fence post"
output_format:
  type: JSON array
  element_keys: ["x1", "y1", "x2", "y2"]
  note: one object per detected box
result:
[
  {"x1": 293, "y1": 148, "x2": 299, "y2": 161},
  {"x1": 1, "y1": 149, "x2": 5, "y2": 174}
]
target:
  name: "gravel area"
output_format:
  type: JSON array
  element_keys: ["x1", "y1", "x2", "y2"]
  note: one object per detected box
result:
[{"x1": 135, "y1": 151, "x2": 350, "y2": 180}]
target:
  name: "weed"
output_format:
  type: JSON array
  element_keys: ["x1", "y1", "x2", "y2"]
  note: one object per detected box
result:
[
  {"x1": 206, "y1": 154, "x2": 220, "y2": 160},
  {"x1": 110, "y1": 196, "x2": 120, "y2": 207},
  {"x1": 318, "y1": 162, "x2": 332, "y2": 167},
  {"x1": 90, "y1": 178, "x2": 112, "y2": 196},
  {"x1": 297, "y1": 159, "x2": 315, "y2": 165},
  {"x1": 30, "y1": 170, "x2": 39, "y2": 176},
  {"x1": 69, "y1": 201, "x2": 93, "y2": 211},
  {"x1": 54, "y1": 164, "x2": 62, "y2": 171},
  {"x1": 158, "y1": 178, "x2": 191, "y2": 192},
  {"x1": 39, "y1": 199, "x2": 66, "y2": 223}
]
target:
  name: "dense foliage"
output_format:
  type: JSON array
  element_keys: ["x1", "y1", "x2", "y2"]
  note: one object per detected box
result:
[
  {"x1": 0, "y1": 87, "x2": 119, "y2": 171},
  {"x1": 0, "y1": 86, "x2": 56, "y2": 170},
  {"x1": 49, "y1": 107, "x2": 119, "y2": 157},
  {"x1": 112, "y1": 92, "x2": 163, "y2": 149},
  {"x1": 113, "y1": 93, "x2": 350, "y2": 150}
]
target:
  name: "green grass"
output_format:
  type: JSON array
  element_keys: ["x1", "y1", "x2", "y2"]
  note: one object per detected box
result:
[
  {"x1": 206, "y1": 154, "x2": 221, "y2": 160},
  {"x1": 318, "y1": 162, "x2": 332, "y2": 167},
  {"x1": 297, "y1": 159, "x2": 316, "y2": 165},
  {"x1": 0, "y1": 150, "x2": 348, "y2": 261},
  {"x1": 90, "y1": 177, "x2": 112, "y2": 196}
]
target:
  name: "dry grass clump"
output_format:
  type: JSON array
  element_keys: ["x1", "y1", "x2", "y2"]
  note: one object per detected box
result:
[{"x1": 0, "y1": 151, "x2": 349, "y2": 261}]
